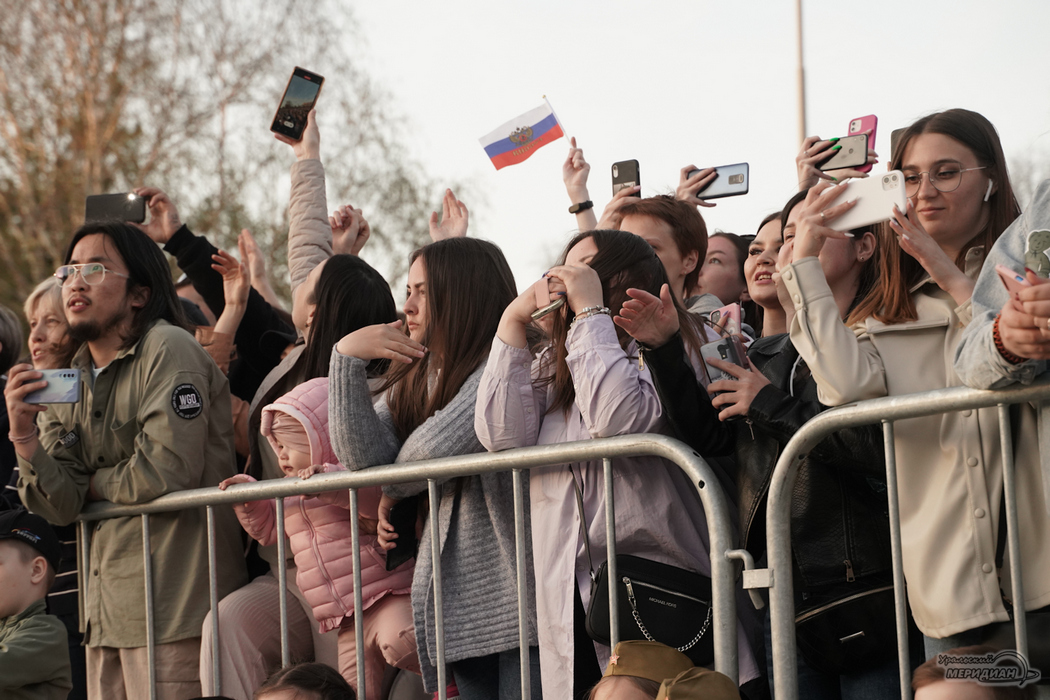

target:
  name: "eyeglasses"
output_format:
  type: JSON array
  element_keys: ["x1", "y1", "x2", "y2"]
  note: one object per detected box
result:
[
  {"x1": 902, "y1": 165, "x2": 987, "y2": 197},
  {"x1": 54, "y1": 262, "x2": 129, "y2": 287}
]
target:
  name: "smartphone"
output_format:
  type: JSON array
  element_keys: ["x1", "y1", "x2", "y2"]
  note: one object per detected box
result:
[
  {"x1": 996, "y1": 264, "x2": 1032, "y2": 299},
  {"x1": 688, "y1": 163, "x2": 749, "y2": 200},
  {"x1": 270, "y1": 67, "x2": 325, "y2": 141},
  {"x1": 531, "y1": 277, "x2": 566, "y2": 320},
  {"x1": 847, "y1": 115, "x2": 878, "y2": 174},
  {"x1": 817, "y1": 134, "x2": 868, "y2": 172},
  {"x1": 708, "y1": 303, "x2": 741, "y2": 337},
  {"x1": 824, "y1": 170, "x2": 907, "y2": 232},
  {"x1": 890, "y1": 128, "x2": 907, "y2": 162},
  {"x1": 701, "y1": 335, "x2": 748, "y2": 393},
  {"x1": 612, "y1": 160, "x2": 641, "y2": 197},
  {"x1": 84, "y1": 193, "x2": 146, "y2": 224},
  {"x1": 24, "y1": 369, "x2": 81, "y2": 405}
]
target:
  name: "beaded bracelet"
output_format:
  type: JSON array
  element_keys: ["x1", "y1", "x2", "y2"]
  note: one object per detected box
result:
[
  {"x1": 993, "y1": 313, "x2": 1026, "y2": 365},
  {"x1": 570, "y1": 305, "x2": 611, "y2": 329}
]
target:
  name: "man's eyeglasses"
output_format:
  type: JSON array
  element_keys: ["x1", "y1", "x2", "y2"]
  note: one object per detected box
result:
[
  {"x1": 54, "y1": 263, "x2": 129, "y2": 287},
  {"x1": 902, "y1": 165, "x2": 987, "y2": 197}
]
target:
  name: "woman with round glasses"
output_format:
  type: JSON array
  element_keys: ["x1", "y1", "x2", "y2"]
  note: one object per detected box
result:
[{"x1": 778, "y1": 108, "x2": 1050, "y2": 664}]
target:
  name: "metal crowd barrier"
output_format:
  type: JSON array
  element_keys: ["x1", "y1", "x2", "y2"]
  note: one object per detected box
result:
[
  {"x1": 750, "y1": 376, "x2": 1050, "y2": 700},
  {"x1": 75, "y1": 433, "x2": 740, "y2": 700}
]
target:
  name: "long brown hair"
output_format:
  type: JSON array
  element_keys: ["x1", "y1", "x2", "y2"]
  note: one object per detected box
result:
[
  {"x1": 853, "y1": 108, "x2": 1020, "y2": 324},
  {"x1": 381, "y1": 237, "x2": 516, "y2": 440},
  {"x1": 543, "y1": 229, "x2": 709, "y2": 415}
]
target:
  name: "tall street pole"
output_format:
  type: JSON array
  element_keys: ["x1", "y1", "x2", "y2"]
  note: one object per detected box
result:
[{"x1": 796, "y1": 0, "x2": 806, "y2": 147}]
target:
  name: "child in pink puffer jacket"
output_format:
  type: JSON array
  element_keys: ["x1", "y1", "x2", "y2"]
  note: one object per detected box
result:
[{"x1": 219, "y1": 377, "x2": 419, "y2": 697}]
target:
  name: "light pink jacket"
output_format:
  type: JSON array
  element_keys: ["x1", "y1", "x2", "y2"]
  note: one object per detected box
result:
[{"x1": 233, "y1": 377, "x2": 413, "y2": 633}]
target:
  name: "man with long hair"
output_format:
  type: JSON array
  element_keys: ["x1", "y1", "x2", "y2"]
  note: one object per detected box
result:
[{"x1": 5, "y1": 222, "x2": 247, "y2": 699}]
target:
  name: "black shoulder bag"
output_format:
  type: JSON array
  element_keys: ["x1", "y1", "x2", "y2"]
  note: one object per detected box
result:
[{"x1": 572, "y1": 467, "x2": 715, "y2": 666}]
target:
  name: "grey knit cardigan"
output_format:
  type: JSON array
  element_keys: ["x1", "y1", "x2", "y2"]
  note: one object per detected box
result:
[{"x1": 328, "y1": 350, "x2": 538, "y2": 692}]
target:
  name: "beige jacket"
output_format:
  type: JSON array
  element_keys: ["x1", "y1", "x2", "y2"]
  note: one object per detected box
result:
[
  {"x1": 782, "y1": 254, "x2": 1050, "y2": 638},
  {"x1": 18, "y1": 322, "x2": 248, "y2": 647}
]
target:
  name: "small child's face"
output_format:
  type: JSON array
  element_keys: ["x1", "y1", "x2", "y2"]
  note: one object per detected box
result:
[
  {"x1": 0, "y1": 541, "x2": 43, "y2": 618},
  {"x1": 274, "y1": 439, "x2": 313, "y2": 476}
]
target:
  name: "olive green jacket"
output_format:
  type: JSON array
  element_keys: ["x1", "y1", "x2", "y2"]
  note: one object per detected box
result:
[
  {"x1": 19, "y1": 321, "x2": 248, "y2": 647},
  {"x1": 0, "y1": 598, "x2": 72, "y2": 699}
]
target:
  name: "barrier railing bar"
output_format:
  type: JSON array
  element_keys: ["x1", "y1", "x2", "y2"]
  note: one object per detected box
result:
[
  {"x1": 602, "y1": 457, "x2": 620, "y2": 650},
  {"x1": 207, "y1": 506, "x2": 222, "y2": 695},
  {"x1": 883, "y1": 421, "x2": 912, "y2": 700},
  {"x1": 428, "y1": 479, "x2": 446, "y2": 700},
  {"x1": 512, "y1": 468, "x2": 531, "y2": 699},
  {"x1": 349, "y1": 488, "x2": 365, "y2": 700},
  {"x1": 75, "y1": 434, "x2": 740, "y2": 683},
  {"x1": 998, "y1": 404, "x2": 1028, "y2": 657},
  {"x1": 142, "y1": 513, "x2": 157, "y2": 700},
  {"x1": 275, "y1": 497, "x2": 290, "y2": 667},
  {"x1": 765, "y1": 377, "x2": 1050, "y2": 700}
]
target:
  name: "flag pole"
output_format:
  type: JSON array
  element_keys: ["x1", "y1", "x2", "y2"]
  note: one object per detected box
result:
[{"x1": 544, "y1": 95, "x2": 570, "y2": 143}]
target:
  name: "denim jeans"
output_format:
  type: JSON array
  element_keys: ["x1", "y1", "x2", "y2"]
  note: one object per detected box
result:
[{"x1": 448, "y1": 646, "x2": 542, "y2": 700}]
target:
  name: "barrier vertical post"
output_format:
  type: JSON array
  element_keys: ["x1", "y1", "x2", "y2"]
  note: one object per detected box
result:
[
  {"x1": 882, "y1": 421, "x2": 912, "y2": 700},
  {"x1": 602, "y1": 458, "x2": 620, "y2": 649},
  {"x1": 350, "y1": 488, "x2": 366, "y2": 699},
  {"x1": 78, "y1": 520, "x2": 89, "y2": 631},
  {"x1": 142, "y1": 513, "x2": 157, "y2": 700},
  {"x1": 512, "y1": 468, "x2": 532, "y2": 699},
  {"x1": 997, "y1": 405, "x2": 1028, "y2": 657},
  {"x1": 275, "y1": 497, "x2": 290, "y2": 667},
  {"x1": 429, "y1": 479, "x2": 446, "y2": 700},
  {"x1": 206, "y1": 506, "x2": 222, "y2": 695}
]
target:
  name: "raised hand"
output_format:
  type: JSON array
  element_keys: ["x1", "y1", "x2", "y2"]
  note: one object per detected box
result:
[
  {"x1": 274, "y1": 109, "x2": 321, "y2": 161},
  {"x1": 132, "y1": 187, "x2": 183, "y2": 244},
  {"x1": 211, "y1": 245, "x2": 251, "y2": 310},
  {"x1": 335, "y1": 320, "x2": 427, "y2": 364},
  {"x1": 428, "y1": 188, "x2": 469, "y2": 241},
  {"x1": 707, "y1": 357, "x2": 771, "y2": 421},
  {"x1": 675, "y1": 165, "x2": 718, "y2": 208},
  {"x1": 330, "y1": 204, "x2": 371, "y2": 256},
  {"x1": 790, "y1": 181, "x2": 859, "y2": 261},
  {"x1": 596, "y1": 185, "x2": 642, "y2": 230},
  {"x1": 889, "y1": 200, "x2": 973, "y2": 305},
  {"x1": 563, "y1": 137, "x2": 591, "y2": 201},
  {"x1": 546, "y1": 264, "x2": 603, "y2": 314},
  {"x1": 614, "y1": 285, "x2": 680, "y2": 348}
]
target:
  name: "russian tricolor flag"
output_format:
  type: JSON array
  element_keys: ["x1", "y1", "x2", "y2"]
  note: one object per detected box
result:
[{"x1": 479, "y1": 103, "x2": 565, "y2": 170}]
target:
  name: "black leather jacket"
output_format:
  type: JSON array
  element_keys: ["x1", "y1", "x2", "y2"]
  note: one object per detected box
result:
[{"x1": 644, "y1": 332, "x2": 892, "y2": 595}]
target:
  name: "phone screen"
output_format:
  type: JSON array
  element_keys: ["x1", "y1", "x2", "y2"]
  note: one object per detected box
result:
[{"x1": 271, "y1": 68, "x2": 323, "y2": 140}]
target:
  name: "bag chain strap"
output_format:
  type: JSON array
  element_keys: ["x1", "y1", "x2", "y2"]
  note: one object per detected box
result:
[{"x1": 623, "y1": 575, "x2": 712, "y2": 652}]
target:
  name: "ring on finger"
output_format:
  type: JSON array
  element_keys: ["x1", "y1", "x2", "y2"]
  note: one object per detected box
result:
[
  {"x1": 804, "y1": 149, "x2": 809, "y2": 156},
  {"x1": 820, "y1": 211, "x2": 826, "y2": 222}
]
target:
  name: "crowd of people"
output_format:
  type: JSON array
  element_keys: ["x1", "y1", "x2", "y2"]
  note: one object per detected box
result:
[{"x1": 2, "y1": 104, "x2": 1049, "y2": 700}]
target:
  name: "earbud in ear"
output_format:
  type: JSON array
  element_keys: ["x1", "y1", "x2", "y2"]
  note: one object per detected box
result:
[{"x1": 984, "y1": 180, "x2": 994, "y2": 203}]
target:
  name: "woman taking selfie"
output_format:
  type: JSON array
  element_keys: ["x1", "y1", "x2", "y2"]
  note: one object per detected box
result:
[
  {"x1": 476, "y1": 229, "x2": 759, "y2": 699},
  {"x1": 328, "y1": 237, "x2": 538, "y2": 699},
  {"x1": 779, "y1": 109, "x2": 1050, "y2": 659}
]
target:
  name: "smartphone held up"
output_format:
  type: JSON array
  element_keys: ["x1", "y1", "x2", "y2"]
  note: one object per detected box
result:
[
  {"x1": 271, "y1": 67, "x2": 324, "y2": 141},
  {"x1": 612, "y1": 160, "x2": 640, "y2": 197},
  {"x1": 24, "y1": 369, "x2": 82, "y2": 405},
  {"x1": 688, "y1": 163, "x2": 749, "y2": 200},
  {"x1": 84, "y1": 193, "x2": 146, "y2": 224},
  {"x1": 847, "y1": 115, "x2": 878, "y2": 174}
]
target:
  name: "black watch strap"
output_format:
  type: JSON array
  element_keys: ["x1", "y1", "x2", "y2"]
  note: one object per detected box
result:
[{"x1": 568, "y1": 200, "x2": 594, "y2": 215}]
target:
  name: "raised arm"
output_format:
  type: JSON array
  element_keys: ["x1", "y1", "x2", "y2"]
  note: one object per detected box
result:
[
  {"x1": 563, "y1": 137, "x2": 598, "y2": 231},
  {"x1": 281, "y1": 110, "x2": 333, "y2": 293}
]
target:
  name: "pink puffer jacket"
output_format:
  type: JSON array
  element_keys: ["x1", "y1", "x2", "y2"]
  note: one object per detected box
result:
[{"x1": 233, "y1": 377, "x2": 414, "y2": 633}]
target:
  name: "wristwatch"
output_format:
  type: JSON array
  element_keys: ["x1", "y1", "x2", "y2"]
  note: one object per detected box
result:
[{"x1": 568, "y1": 200, "x2": 594, "y2": 215}]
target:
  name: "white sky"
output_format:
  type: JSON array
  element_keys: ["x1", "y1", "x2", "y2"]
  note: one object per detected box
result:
[{"x1": 346, "y1": 0, "x2": 1050, "y2": 291}]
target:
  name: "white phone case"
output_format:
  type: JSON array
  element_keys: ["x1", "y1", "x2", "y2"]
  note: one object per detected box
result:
[{"x1": 826, "y1": 170, "x2": 907, "y2": 232}]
